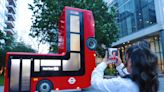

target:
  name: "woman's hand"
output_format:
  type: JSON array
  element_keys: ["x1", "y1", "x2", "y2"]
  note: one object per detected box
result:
[
  {"x1": 102, "y1": 50, "x2": 122, "y2": 66},
  {"x1": 114, "y1": 56, "x2": 122, "y2": 66},
  {"x1": 102, "y1": 51, "x2": 115, "y2": 64}
]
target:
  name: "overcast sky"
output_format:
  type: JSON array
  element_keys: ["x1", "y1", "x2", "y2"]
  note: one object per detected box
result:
[
  {"x1": 15, "y1": 0, "x2": 49, "y2": 53},
  {"x1": 15, "y1": 0, "x2": 35, "y2": 48}
]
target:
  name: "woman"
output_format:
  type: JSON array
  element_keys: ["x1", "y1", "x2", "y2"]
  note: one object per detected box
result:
[{"x1": 91, "y1": 45, "x2": 159, "y2": 92}]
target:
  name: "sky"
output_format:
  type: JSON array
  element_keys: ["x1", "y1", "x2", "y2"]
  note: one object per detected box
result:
[{"x1": 15, "y1": 0, "x2": 49, "y2": 53}]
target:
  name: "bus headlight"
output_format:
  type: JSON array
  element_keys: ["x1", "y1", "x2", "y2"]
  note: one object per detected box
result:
[{"x1": 86, "y1": 37, "x2": 97, "y2": 50}]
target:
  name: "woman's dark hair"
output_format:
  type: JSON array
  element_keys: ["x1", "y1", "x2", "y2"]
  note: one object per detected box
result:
[
  {"x1": 137, "y1": 39, "x2": 150, "y2": 49},
  {"x1": 125, "y1": 40, "x2": 151, "y2": 67},
  {"x1": 125, "y1": 45, "x2": 138, "y2": 66},
  {"x1": 127, "y1": 45, "x2": 159, "y2": 92}
]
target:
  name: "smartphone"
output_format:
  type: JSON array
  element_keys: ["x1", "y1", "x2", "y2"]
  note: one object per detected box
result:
[{"x1": 107, "y1": 48, "x2": 119, "y2": 63}]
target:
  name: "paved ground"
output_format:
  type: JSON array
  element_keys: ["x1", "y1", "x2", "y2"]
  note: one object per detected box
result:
[
  {"x1": 0, "y1": 77, "x2": 164, "y2": 92},
  {"x1": 158, "y1": 77, "x2": 164, "y2": 92},
  {"x1": 0, "y1": 86, "x2": 3, "y2": 92}
]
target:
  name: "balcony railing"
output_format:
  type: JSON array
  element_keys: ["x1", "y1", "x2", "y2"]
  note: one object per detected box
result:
[
  {"x1": 8, "y1": 0, "x2": 17, "y2": 7},
  {"x1": 6, "y1": 13, "x2": 16, "y2": 21},
  {"x1": 4, "y1": 28, "x2": 15, "y2": 35},
  {"x1": 7, "y1": 5, "x2": 16, "y2": 14},
  {"x1": 5, "y1": 20, "x2": 15, "y2": 28}
]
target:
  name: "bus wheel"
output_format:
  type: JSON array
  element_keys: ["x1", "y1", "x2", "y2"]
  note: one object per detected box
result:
[{"x1": 36, "y1": 80, "x2": 53, "y2": 92}]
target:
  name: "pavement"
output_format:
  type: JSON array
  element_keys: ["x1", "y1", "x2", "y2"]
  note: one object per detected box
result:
[
  {"x1": 0, "y1": 77, "x2": 164, "y2": 92},
  {"x1": 158, "y1": 77, "x2": 164, "y2": 92},
  {"x1": 0, "y1": 86, "x2": 3, "y2": 92}
]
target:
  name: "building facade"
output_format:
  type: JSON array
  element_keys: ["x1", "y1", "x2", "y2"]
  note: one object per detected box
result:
[
  {"x1": 0, "y1": 0, "x2": 7, "y2": 32},
  {"x1": 5, "y1": 0, "x2": 17, "y2": 34},
  {"x1": 0, "y1": 0, "x2": 7, "y2": 45},
  {"x1": 0, "y1": 0, "x2": 16, "y2": 35},
  {"x1": 112, "y1": 0, "x2": 164, "y2": 73}
]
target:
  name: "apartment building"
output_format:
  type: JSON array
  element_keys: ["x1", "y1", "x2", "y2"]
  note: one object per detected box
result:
[{"x1": 0, "y1": 0, "x2": 17, "y2": 35}]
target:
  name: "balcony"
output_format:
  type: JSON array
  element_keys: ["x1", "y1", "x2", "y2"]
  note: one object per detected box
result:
[
  {"x1": 6, "y1": 13, "x2": 16, "y2": 21},
  {"x1": 4, "y1": 28, "x2": 15, "y2": 35},
  {"x1": 7, "y1": 5, "x2": 16, "y2": 14},
  {"x1": 8, "y1": 0, "x2": 17, "y2": 7},
  {"x1": 5, "y1": 20, "x2": 15, "y2": 28}
]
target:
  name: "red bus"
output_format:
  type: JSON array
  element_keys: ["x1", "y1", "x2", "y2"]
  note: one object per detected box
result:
[{"x1": 4, "y1": 7, "x2": 97, "y2": 92}]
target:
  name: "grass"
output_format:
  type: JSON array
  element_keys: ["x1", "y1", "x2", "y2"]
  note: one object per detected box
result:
[{"x1": 0, "y1": 75, "x2": 4, "y2": 86}]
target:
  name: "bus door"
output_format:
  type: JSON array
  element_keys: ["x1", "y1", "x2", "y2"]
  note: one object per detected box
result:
[{"x1": 9, "y1": 59, "x2": 31, "y2": 92}]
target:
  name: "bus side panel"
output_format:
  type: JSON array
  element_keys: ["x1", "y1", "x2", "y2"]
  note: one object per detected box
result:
[
  {"x1": 4, "y1": 53, "x2": 10, "y2": 92},
  {"x1": 31, "y1": 72, "x2": 94, "y2": 91},
  {"x1": 83, "y1": 10, "x2": 96, "y2": 87}
]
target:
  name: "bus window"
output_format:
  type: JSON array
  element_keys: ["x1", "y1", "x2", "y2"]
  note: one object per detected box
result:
[{"x1": 63, "y1": 53, "x2": 81, "y2": 71}]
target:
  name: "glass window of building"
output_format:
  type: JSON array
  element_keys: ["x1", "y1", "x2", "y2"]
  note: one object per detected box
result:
[
  {"x1": 159, "y1": 37, "x2": 164, "y2": 73},
  {"x1": 116, "y1": 0, "x2": 157, "y2": 37},
  {"x1": 148, "y1": 36, "x2": 164, "y2": 73},
  {"x1": 118, "y1": 35, "x2": 164, "y2": 73}
]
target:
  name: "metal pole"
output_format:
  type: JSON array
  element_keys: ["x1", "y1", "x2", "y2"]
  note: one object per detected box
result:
[{"x1": 160, "y1": 29, "x2": 164, "y2": 70}]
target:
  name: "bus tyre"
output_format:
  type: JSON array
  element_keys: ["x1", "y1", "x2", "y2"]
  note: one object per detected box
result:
[
  {"x1": 86, "y1": 37, "x2": 97, "y2": 50},
  {"x1": 36, "y1": 80, "x2": 53, "y2": 92}
]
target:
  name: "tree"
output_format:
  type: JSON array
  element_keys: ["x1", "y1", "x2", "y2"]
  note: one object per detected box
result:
[
  {"x1": 0, "y1": 34, "x2": 36, "y2": 67},
  {"x1": 0, "y1": 30, "x2": 6, "y2": 47},
  {"x1": 12, "y1": 42, "x2": 36, "y2": 53},
  {"x1": 29, "y1": 0, "x2": 118, "y2": 57},
  {"x1": 0, "y1": 32, "x2": 15, "y2": 67}
]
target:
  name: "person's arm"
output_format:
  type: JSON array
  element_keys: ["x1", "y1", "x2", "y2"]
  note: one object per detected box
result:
[
  {"x1": 91, "y1": 51, "x2": 127, "y2": 92},
  {"x1": 91, "y1": 61, "x2": 123, "y2": 92},
  {"x1": 116, "y1": 63, "x2": 129, "y2": 77},
  {"x1": 91, "y1": 62, "x2": 109, "y2": 92},
  {"x1": 114, "y1": 56, "x2": 129, "y2": 77}
]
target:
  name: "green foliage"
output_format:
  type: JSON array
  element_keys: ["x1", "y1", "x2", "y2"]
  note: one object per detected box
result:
[
  {"x1": 0, "y1": 30, "x2": 6, "y2": 47},
  {"x1": 0, "y1": 33, "x2": 15, "y2": 67},
  {"x1": 0, "y1": 30, "x2": 5, "y2": 39},
  {"x1": 29, "y1": 0, "x2": 118, "y2": 56},
  {"x1": 104, "y1": 67, "x2": 117, "y2": 76},
  {"x1": 12, "y1": 42, "x2": 36, "y2": 52},
  {"x1": 4, "y1": 34, "x2": 15, "y2": 47},
  {"x1": 0, "y1": 75, "x2": 4, "y2": 86}
]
